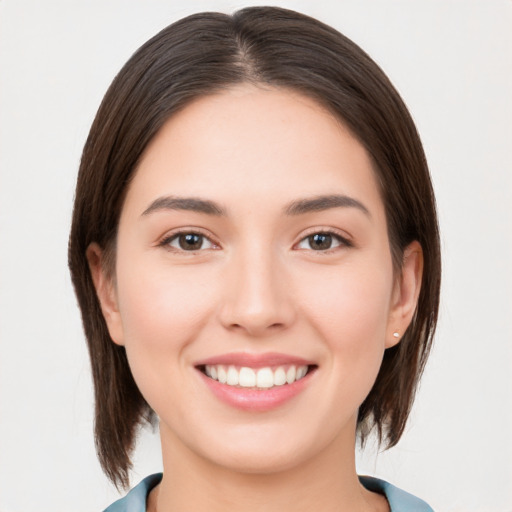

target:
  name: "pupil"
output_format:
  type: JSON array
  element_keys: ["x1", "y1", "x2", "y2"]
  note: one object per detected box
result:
[
  {"x1": 310, "y1": 233, "x2": 332, "y2": 250},
  {"x1": 179, "y1": 233, "x2": 202, "y2": 250}
]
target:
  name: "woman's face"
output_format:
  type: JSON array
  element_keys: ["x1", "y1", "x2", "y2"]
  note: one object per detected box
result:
[{"x1": 92, "y1": 85, "x2": 420, "y2": 474}]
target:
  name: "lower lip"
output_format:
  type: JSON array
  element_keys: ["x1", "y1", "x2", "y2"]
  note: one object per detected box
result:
[{"x1": 198, "y1": 370, "x2": 313, "y2": 412}]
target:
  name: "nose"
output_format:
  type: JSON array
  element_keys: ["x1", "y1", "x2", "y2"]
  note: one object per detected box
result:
[{"x1": 218, "y1": 246, "x2": 296, "y2": 337}]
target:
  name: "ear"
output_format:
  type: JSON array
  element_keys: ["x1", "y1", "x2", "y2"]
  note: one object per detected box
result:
[
  {"x1": 86, "y1": 243, "x2": 125, "y2": 346},
  {"x1": 386, "y1": 240, "x2": 423, "y2": 348}
]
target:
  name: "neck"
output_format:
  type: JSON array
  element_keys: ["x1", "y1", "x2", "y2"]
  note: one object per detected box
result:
[{"x1": 150, "y1": 422, "x2": 388, "y2": 512}]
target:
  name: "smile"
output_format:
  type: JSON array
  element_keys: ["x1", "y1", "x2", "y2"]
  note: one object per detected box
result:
[
  {"x1": 202, "y1": 364, "x2": 310, "y2": 389},
  {"x1": 195, "y1": 353, "x2": 317, "y2": 411}
]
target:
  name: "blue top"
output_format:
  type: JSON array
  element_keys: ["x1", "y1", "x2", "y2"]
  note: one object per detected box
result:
[{"x1": 104, "y1": 473, "x2": 434, "y2": 512}]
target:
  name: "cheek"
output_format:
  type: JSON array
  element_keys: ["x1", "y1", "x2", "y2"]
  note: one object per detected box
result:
[
  {"x1": 113, "y1": 260, "x2": 217, "y2": 400},
  {"x1": 295, "y1": 259, "x2": 393, "y2": 384},
  {"x1": 116, "y1": 257, "x2": 215, "y2": 340},
  {"x1": 300, "y1": 257, "x2": 392, "y2": 330}
]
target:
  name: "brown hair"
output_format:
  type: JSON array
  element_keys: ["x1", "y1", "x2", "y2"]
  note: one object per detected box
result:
[{"x1": 69, "y1": 6, "x2": 440, "y2": 488}]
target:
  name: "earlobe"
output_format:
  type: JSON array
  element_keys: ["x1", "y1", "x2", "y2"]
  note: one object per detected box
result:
[
  {"x1": 86, "y1": 243, "x2": 125, "y2": 346},
  {"x1": 386, "y1": 241, "x2": 423, "y2": 348}
]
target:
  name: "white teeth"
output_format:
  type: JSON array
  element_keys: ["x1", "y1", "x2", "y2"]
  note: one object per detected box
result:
[
  {"x1": 256, "y1": 367, "x2": 274, "y2": 388},
  {"x1": 296, "y1": 366, "x2": 308, "y2": 379},
  {"x1": 239, "y1": 367, "x2": 256, "y2": 387},
  {"x1": 274, "y1": 367, "x2": 287, "y2": 386},
  {"x1": 226, "y1": 366, "x2": 239, "y2": 386},
  {"x1": 204, "y1": 364, "x2": 310, "y2": 389},
  {"x1": 217, "y1": 366, "x2": 227, "y2": 384}
]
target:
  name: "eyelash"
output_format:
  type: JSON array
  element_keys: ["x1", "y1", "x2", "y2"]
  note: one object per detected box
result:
[
  {"x1": 294, "y1": 229, "x2": 353, "y2": 252},
  {"x1": 159, "y1": 230, "x2": 219, "y2": 253},
  {"x1": 158, "y1": 228, "x2": 353, "y2": 253}
]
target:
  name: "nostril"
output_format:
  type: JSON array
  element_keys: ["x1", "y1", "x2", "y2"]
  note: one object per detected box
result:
[{"x1": 226, "y1": 320, "x2": 286, "y2": 336}]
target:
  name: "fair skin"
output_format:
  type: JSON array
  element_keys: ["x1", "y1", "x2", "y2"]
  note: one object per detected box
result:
[{"x1": 88, "y1": 85, "x2": 422, "y2": 512}]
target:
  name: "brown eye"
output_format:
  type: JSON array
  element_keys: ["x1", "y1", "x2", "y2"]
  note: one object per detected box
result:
[
  {"x1": 308, "y1": 233, "x2": 333, "y2": 250},
  {"x1": 179, "y1": 233, "x2": 203, "y2": 250},
  {"x1": 296, "y1": 231, "x2": 351, "y2": 251},
  {"x1": 165, "y1": 232, "x2": 215, "y2": 251}
]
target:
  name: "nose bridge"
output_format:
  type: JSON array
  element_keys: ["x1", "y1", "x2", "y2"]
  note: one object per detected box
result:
[{"x1": 219, "y1": 236, "x2": 294, "y2": 335}]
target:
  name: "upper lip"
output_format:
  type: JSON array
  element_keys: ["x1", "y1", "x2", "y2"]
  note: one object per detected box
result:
[{"x1": 194, "y1": 352, "x2": 315, "y2": 369}]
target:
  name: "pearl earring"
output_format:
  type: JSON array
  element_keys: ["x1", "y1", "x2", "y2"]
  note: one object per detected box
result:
[{"x1": 393, "y1": 331, "x2": 400, "y2": 339}]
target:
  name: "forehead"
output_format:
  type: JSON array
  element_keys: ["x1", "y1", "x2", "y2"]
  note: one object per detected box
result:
[{"x1": 124, "y1": 85, "x2": 384, "y2": 221}]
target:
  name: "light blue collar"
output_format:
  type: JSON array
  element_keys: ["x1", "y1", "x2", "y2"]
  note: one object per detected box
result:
[{"x1": 104, "y1": 473, "x2": 434, "y2": 511}]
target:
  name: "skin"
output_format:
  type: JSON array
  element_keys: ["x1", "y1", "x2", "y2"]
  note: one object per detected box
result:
[{"x1": 88, "y1": 85, "x2": 422, "y2": 512}]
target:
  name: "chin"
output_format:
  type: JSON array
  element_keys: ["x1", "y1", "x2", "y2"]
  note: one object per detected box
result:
[
  {"x1": 203, "y1": 442, "x2": 308, "y2": 475},
  {"x1": 180, "y1": 417, "x2": 346, "y2": 477}
]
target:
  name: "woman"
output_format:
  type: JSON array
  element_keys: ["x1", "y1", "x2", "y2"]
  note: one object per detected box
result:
[{"x1": 69, "y1": 7, "x2": 440, "y2": 511}]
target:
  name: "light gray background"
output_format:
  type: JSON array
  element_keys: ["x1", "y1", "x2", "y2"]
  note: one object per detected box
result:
[{"x1": 0, "y1": 1, "x2": 511, "y2": 511}]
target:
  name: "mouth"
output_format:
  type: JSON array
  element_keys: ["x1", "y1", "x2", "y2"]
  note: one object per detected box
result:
[
  {"x1": 194, "y1": 353, "x2": 317, "y2": 411},
  {"x1": 197, "y1": 363, "x2": 317, "y2": 390}
]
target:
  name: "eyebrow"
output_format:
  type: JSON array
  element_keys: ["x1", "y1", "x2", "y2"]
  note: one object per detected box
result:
[
  {"x1": 141, "y1": 193, "x2": 370, "y2": 218},
  {"x1": 141, "y1": 196, "x2": 226, "y2": 216},
  {"x1": 284, "y1": 194, "x2": 370, "y2": 217}
]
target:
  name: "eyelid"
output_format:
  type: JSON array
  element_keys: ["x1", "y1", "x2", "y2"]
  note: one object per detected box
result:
[
  {"x1": 157, "y1": 227, "x2": 221, "y2": 252},
  {"x1": 293, "y1": 227, "x2": 354, "y2": 251}
]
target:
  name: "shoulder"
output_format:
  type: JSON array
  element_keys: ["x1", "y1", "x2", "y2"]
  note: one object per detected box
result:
[
  {"x1": 103, "y1": 473, "x2": 163, "y2": 512},
  {"x1": 359, "y1": 476, "x2": 434, "y2": 512},
  {"x1": 104, "y1": 473, "x2": 432, "y2": 512}
]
